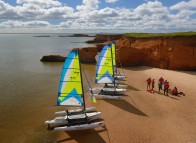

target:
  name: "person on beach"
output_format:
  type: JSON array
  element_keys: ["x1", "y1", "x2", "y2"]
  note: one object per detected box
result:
[
  {"x1": 163, "y1": 80, "x2": 169, "y2": 96},
  {"x1": 151, "y1": 79, "x2": 155, "y2": 90},
  {"x1": 171, "y1": 86, "x2": 186, "y2": 96},
  {"x1": 159, "y1": 77, "x2": 164, "y2": 90},
  {"x1": 158, "y1": 81, "x2": 162, "y2": 93},
  {"x1": 146, "y1": 77, "x2": 151, "y2": 90},
  {"x1": 172, "y1": 86, "x2": 178, "y2": 96}
]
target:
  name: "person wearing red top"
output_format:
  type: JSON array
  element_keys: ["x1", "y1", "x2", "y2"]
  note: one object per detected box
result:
[
  {"x1": 146, "y1": 77, "x2": 151, "y2": 89},
  {"x1": 163, "y1": 80, "x2": 169, "y2": 96},
  {"x1": 159, "y1": 77, "x2": 164, "y2": 90},
  {"x1": 172, "y1": 86, "x2": 178, "y2": 96}
]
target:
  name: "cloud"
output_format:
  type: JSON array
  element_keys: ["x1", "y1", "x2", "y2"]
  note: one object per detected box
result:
[
  {"x1": 105, "y1": 0, "x2": 119, "y2": 3},
  {"x1": 16, "y1": 0, "x2": 62, "y2": 8},
  {"x1": 76, "y1": 0, "x2": 99, "y2": 11},
  {"x1": 43, "y1": 6, "x2": 75, "y2": 19},
  {"x1": 0, "y1": 20, "x2": 50, "y2": 28},
  {"x1": 170, "y1": 9, "x2": 196, "y2": 19},
  {"x1": 90, "y1": 7, "x2": 119, "y2": 19},
  {"x1": 0, "y1": 0, "x2": 195, "y2": 33},
  {"x1": 0, "y1": 0, "x2": 12, "y2": 12},
  {"x1": 134, "y1": 1, "x2": 169, "y2": 16},
  {"x1": 0, "y1": 0, "x2": 75, "y2": 20},
  {"x1": 170, "y1": 0, "x2": 196, "y2": 10}
]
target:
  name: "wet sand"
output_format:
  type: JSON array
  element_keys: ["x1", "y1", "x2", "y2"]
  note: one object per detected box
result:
[{"x1": 56, "y1": 66, "x2": 196, "y2": 143}]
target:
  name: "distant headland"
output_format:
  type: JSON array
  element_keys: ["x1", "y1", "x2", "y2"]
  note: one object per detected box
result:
[{"x1": 59, "y1": 34, "x2": 95, "y2": 37}]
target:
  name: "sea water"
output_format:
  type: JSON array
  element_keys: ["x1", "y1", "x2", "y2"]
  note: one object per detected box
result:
[{"x1": 0, "y1": 33, "x2": 96, "y2": 143}]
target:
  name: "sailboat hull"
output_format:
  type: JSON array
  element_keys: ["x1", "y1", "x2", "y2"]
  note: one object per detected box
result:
[
  {"x1": 54, "y1": 121, "x2": 105, "y2": 131},
  {"x1": 104, "y1": 83, "x2": 128, "y2": 88},
  {"x1": 45, "y1": 112, "x2": 101, "y2": 125},
  {"x1": 102, "y1": 88, "x2": 126, "y2": 94},
  {"x1": 91, "y1": 87, "x2": 126, "y2": 95},
  {"x1": 55, "y1": 107, "x2": 96, "y2": 115},
  {"x1": 94, "y1": 94, "x2": 123, "y2": 100},
  {"x1": 114, "y1": 74, "x2": 126, "y2": 80}
]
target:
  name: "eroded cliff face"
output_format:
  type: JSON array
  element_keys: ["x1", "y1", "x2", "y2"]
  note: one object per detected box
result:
[
  {"x1": 115, "y1": 36, "x2": 196, "y2": 70},
  {"x1": 72, "y1": 47, "x2": 98, "y2": 63},
  {"x1": 78, "y1": 34, "x2": 196, "y2": 71}
]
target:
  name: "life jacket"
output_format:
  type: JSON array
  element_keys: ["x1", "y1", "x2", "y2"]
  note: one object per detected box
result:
[
  {"x1": 164, "y1": 82, "x2": 169, "y2": 88},
  {"x1": 159, "y1": 77, "x2": 164, "y2": 83},
  {"x1": 173, "y1": 87, "x2": 177, "y2": 93},
  {"x1": 147, "y1": 78, "x2": 151, "y2": 83}
]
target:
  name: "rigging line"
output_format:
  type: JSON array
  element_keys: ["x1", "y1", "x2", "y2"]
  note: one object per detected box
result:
[{"x1": 82, "y1": 69, "x2": 93, "y2": 94}]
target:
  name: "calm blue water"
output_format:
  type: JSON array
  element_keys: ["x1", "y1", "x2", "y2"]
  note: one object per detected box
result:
[{"x1": 0, "y1": 33, "x2": 96, "y2": 143}]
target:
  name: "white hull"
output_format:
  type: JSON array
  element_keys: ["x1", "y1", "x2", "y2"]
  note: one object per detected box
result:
[
  {"x1": 55, "y1": 107, "x2": 96, "y2": 115},
  {"x1": 102, "y1": 88, "x2": 126, "y2": 94},
  {"x1": 91, "y1": 87, "x2": 126, "y2": 95},
  {"x1": 54, "y1": 121, "x2": 105, "y2": 131},
  {"x1": 114, "y1": 74, "x2": 126, "y2": 80},
  {"x1": 45, "y1": 112, "x2": 101, "y2": 125},
  {"x1": 105, "y1": 83, "x2": 128, "y2": 88},
  {"x1": 115, "y1": 79, "x2": 126, "y2": 83},
  {"x1": 94, "y1": 94, "x2": 122, "y2": 100}
]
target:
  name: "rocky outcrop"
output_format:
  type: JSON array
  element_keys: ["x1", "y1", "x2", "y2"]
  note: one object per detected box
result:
[
  {"x1": 40, "y1": 47, "x2": 97, "y2": 63},
  {"x1": 72, "y1": 47, "x2": 98, "y2": 63},
  {"x1": 40, "y1": 55, "x2": 66, "y2": 62}
]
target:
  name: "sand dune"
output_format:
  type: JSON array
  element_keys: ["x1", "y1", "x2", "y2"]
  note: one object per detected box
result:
[{"x1": 56, "y1": 66, "x2": 196, "y2": 143}]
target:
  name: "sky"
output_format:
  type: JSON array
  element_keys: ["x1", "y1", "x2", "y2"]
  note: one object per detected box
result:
[{"x1": 0, "y1": 0, "x2": 195, "y2": 33}]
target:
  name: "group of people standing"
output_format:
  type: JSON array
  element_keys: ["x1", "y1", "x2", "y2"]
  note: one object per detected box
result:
[{"x1": 145, "y1": 77, "x2": 184, "y2": 96}]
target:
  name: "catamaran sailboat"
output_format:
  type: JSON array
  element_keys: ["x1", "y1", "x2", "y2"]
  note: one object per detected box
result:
[
  {"x1": 104, "y1": 41, "x2": 127, "y2": 88},
  {"x1": 45, "y1": 50, "x2": 105, "y2": 131},
  {"x1": 90, "y1": 42, "x2": 127, "y2": 99}
]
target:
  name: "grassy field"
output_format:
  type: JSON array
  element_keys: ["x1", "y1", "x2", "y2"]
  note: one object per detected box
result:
[{"x1": 124, "y1": 31, "x2": 196, "y2": 38}]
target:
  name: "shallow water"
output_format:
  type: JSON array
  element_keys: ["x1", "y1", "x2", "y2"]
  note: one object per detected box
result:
[{"x1": 0, "y1": 33, "x2": 96, "y2": 143}]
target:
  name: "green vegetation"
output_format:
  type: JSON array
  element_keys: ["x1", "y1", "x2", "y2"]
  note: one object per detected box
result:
[{"x1": 124, "y1": 31, "x2": 196, "y2": 38}]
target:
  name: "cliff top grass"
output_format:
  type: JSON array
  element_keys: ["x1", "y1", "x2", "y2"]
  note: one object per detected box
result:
[{"x1": 124, "y1": 31, "x2": 196, "y2": 38}]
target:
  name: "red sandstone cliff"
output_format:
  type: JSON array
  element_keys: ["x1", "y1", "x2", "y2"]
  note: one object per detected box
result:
[
  {"x1": 115, "y1": 36, "x2": 196, "y2": 70},
  {"x1": 82, "y1": 34, "x2": 196, "y2": 71},
  {"x1": 72, "y1": 47, "x2": 98, "y2": 63}
]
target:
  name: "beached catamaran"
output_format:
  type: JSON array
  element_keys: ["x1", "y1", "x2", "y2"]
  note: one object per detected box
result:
[
  {"x1": 105, "y1": 41, "x2": 127, "y2": 88},
  {"x1": 90, "y1": 42, "x2": 126, "y2": 99},
  {"x1": 45, "y1": 50, "x2": 105, "y2": 131}
]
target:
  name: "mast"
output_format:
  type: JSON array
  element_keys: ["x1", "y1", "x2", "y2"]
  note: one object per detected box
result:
[
  {"x1": 113, "y1": 41, "x2": 117, "y2": 83},
  {"x1": 111, "y1": 42, "x2": 116, "y2": 87},
  {"x1": 78, "y1": 50, "x2": 86, "y2": 110}
]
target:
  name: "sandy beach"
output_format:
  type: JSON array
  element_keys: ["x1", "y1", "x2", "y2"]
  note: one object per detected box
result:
[{"x1": 56, "y1": 66, "x2": 196, "y2": 143}]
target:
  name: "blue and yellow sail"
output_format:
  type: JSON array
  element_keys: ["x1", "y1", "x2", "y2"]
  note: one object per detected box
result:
[
  {"x1": 95, "y1": 43, "x2": 114, "y2": 83},
  {"x1": 57, "y1": 50, "x2": 83, "y2": 106}
]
